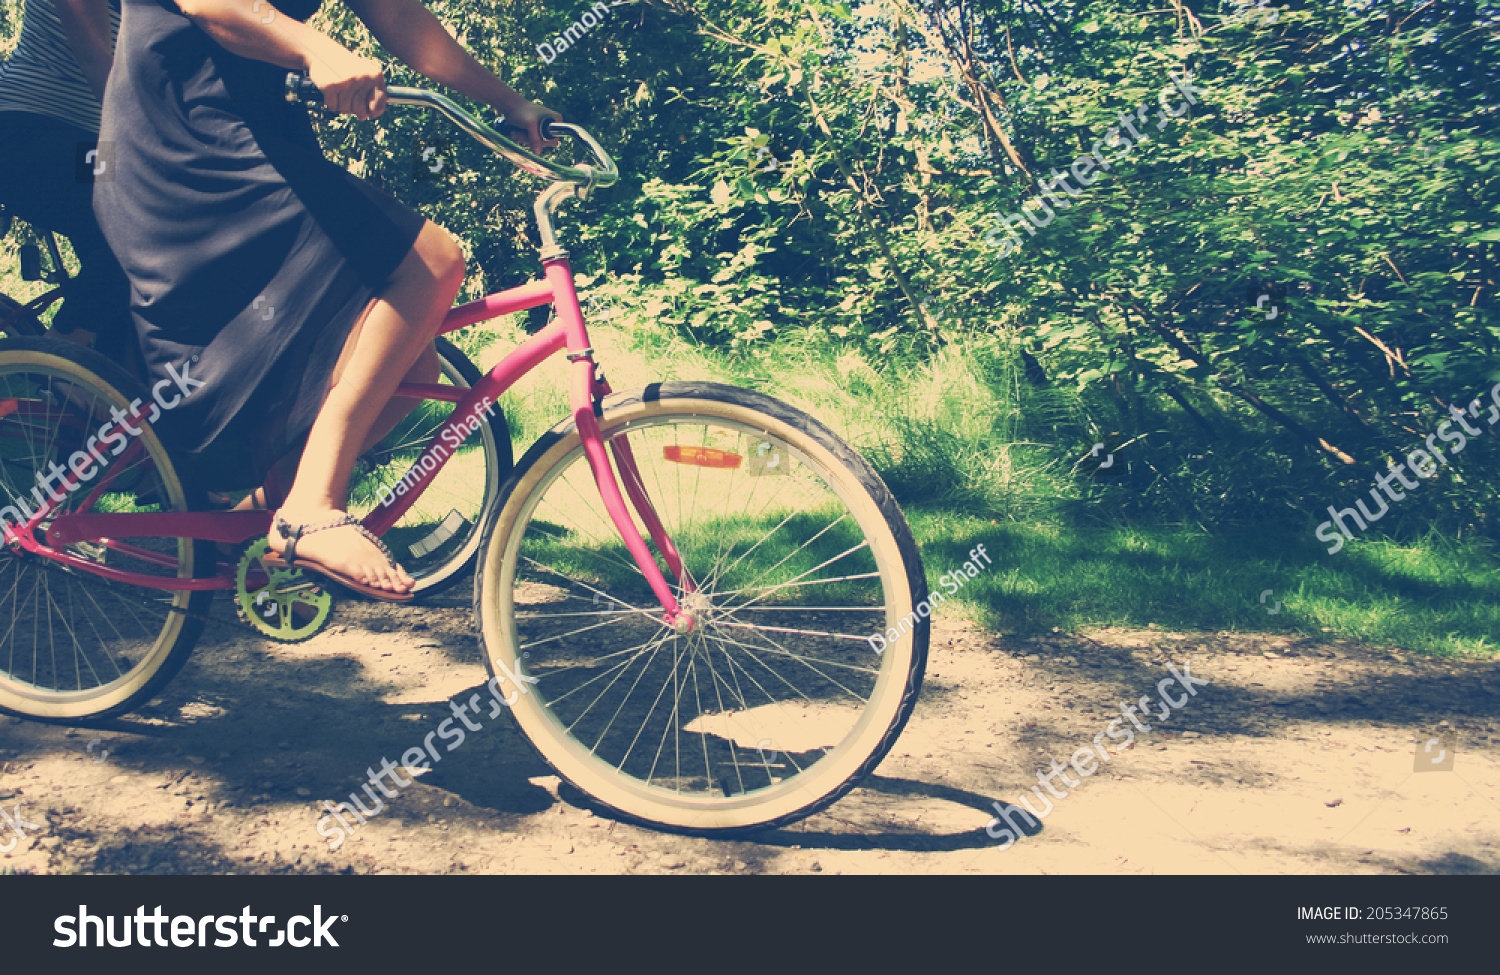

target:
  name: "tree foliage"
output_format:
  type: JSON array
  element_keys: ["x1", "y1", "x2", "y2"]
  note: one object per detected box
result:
[{"x1": 5, "y1": 0, "x2": 1498, "y2": 535}]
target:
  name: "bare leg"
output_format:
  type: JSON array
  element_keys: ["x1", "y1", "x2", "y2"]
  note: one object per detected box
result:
[
  {"x1": 335, "y1": 333, "x2": 443, "y2": 454},
  {"x1": 234, "y1": 340, "x2": 440, "y2": 513},
  {"x1": 267, "y1": 220, "x2": 464, "y2": 594}
]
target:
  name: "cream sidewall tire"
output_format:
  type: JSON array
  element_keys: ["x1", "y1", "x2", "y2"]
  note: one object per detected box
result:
[
  {"x1": 476, "y1": 384, "x2": 926, "y2": 833},
  {"x1": 0, "y1": 341, "x2": 207, "y2": 722}
]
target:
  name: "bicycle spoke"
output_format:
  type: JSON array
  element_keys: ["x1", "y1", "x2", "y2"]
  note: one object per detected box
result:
[
  {"x1": 710, "y1": 618, "x2": 877, "y2": 644},
  {"x1": 715, "y1": 567, "x2": 880, "y2": 610},
  {"x1": 487, "y1": 398, "x2": 925, "y2": 830},
  {"x1": 616, "y1": 642, "x2": 679, "y2": 773},
  {"x1": 0, "y1": 351, "x2": 208, "y2": 718},
  {"x1": 699, "y1": 626, "x2": 869, "y2": 703},
  {"x1": 553, "y1": 630, "x2": 671, "y2": 719}
]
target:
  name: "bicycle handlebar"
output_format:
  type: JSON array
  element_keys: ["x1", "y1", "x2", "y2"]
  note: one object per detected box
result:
[{"x1": 284, "y1": 72, "x2": 618, "y2": 191}]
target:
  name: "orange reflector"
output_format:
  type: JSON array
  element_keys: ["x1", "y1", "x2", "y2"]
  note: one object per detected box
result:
[
  {"x1": 0, "y1": 399, "x2": 17, "y2": 418},
  {"x1": 664, "y1": 445, "x2": 742, "y2": 469}
]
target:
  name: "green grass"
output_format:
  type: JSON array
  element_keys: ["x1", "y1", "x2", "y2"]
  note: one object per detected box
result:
[
  {"x1": 440, "y1": 310, "x2": 1500, "y2": 660},
  {"x1": 7, "y1": 255, "x2": 1490, "y2": 660},
  {"x1": 906, "y1": 514, "x2": 1500, "y2": 658}
]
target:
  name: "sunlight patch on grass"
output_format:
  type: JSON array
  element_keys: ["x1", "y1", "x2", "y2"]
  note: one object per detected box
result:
[{"x1": 905, "y1": 513, "x2": 1499, "y2": 660}]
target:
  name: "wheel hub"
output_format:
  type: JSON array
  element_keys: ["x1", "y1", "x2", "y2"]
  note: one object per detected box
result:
[
  {"x1": 681, "y1": 591, "x2": 713, "y2": 617},
  {"x1": 671, "y1": 590, "x2": 715, "y2": 633}
]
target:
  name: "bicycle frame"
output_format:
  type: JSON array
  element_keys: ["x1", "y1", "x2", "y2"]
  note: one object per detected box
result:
[
  {"x1": 0, "y1": 285, "x2": 63, "y2": 334},
  {"x1": 34, "y1": 256, "x2": 693, "y2": 625},
  {"x1": 15, "y1": 82, "x2": 695, "y2": 628},
  {"x1": 372, "y1": 255, "x2": 692, "y2": 626}
]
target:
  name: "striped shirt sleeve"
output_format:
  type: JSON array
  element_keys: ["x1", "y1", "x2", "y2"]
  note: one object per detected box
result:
[{"x1": 0, "y1": 0, "x2": 122, "y2": 134}]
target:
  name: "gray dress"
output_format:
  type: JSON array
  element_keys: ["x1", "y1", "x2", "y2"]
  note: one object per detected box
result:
[{"x1": 94, "y1": 0, "x2": 425, "y2": 489}]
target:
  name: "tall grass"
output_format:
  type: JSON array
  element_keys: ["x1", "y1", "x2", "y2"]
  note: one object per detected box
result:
[
  {"x1": 447, "y1": 306, "x2": 1079, "y2": 518},
  {"x1": 443, "y1": 305, "x2": 1498, "y2": 658},
  {"x1": 5, "y1": 251, "x2": 1491, "y2": 658}
]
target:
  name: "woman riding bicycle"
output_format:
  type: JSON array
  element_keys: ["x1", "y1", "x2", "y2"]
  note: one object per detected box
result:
[
  {"x1": 0, "y1": 0, "x2": 133, "y2": 359},
  {"x1": 92, "y1": 0, "x2": 557, "y2": 599}
]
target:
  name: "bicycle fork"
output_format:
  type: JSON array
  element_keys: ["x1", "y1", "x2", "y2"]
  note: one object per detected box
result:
[{"x1": 549, "y1": 261, "x2": 697, "y2": 633}]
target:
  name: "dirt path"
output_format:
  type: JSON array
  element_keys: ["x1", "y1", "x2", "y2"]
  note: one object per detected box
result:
[{"x1": 3, "y1": 590, "x2": 1498, "y2": 875}]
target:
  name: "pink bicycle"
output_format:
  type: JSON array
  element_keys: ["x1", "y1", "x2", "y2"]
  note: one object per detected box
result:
[{"x1": 0, "y1": 76, "x2": 929, "y2": 834}]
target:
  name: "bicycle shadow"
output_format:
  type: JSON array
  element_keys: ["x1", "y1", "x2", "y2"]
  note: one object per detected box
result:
[
  {"x1": 544, "y1": 770, "x2": 1009, "y2": 854},
  {"x1": 38, "y1": 593, "x2": 984, "y2": 866},
  {"x1": 80, "y1": 659, "x2": 1018, "y2": 858}
]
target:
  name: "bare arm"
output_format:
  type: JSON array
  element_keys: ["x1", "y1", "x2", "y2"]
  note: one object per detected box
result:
[
  {"x1": 55, "y1": 0, "x2": 115, "y2": 102},
  {"x1": 342, "y1": 0, "x2": 557, "y2": 151},
  {"x1": 173, "y1": 0, "x2": 388, "y2": 118}
]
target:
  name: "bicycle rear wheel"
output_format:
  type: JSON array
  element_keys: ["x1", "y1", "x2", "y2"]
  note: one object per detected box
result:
[
  {"x1": 0, "y1": 338, "x2": 212, "y2": 722},
  {"x1": 348, "y1": 336, "x2": 511, "y2": 596},
  {"x1": 474, "y1": 382, "x2": 928, "y2": 834}
]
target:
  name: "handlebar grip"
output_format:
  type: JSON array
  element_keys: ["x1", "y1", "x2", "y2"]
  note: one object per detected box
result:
[
  {"x1": 499, "y1": 115, "x2": 558, "y2": 142},
  {"x1": 284, "y1": 71, "x2": 323, "y2": 105}
]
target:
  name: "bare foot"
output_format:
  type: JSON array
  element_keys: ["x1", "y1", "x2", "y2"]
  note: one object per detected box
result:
[{"x1": 268, "y1": 509, "x2": 414, "y2": 596}]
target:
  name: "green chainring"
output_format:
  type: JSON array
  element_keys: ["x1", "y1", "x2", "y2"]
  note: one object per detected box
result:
[{"x1": 234, "y1": 539, "x2": 334, "y2": 642}]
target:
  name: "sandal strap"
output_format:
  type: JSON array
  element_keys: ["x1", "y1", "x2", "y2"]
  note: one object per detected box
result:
[
  {"x1": 272, "y1": 512, "x2": 400, "y2": 569},
  {"x1": 272, "y1": 512, "x2": 364, "y2": 566},
  {"x1": 346, "y1": 521, "x2": 399, "y2": 569}
]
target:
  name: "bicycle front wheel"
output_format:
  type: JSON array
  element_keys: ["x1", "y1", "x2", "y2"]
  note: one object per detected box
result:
[{"x1": 474, "y1": 382, "x2": 928, "y2": 834}]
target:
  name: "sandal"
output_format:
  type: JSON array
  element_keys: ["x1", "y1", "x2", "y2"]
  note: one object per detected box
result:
[
  {"x1": 212, "y1": 487, "x2": 273, "y2": 559},
  {"x1": 208, "y1": 486, "x2": 269, "y2": 511},
  {"x1": 261, "y1": 512, "x2": 415, "y2": 603}
]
